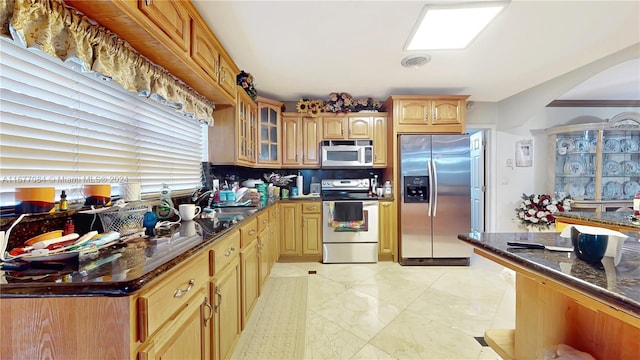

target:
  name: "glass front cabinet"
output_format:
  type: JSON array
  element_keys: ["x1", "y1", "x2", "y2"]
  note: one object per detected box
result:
[{"x1": 546, "y1": 112, "x2": 640, "y2": 213}]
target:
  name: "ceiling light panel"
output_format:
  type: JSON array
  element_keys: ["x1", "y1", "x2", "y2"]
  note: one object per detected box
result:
[{"x1": 406, "y1": 2, "x2": 507, "y2": 51}]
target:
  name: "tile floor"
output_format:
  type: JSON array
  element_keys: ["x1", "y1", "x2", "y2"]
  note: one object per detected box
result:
[{"x1": 233, "y1": 253, "x2": 515, "y2": 359}]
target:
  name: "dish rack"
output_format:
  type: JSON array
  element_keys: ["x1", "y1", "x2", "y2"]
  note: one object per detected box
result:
[{"x1": 98, "y1": 205, "x2": 148, "y2": 235}]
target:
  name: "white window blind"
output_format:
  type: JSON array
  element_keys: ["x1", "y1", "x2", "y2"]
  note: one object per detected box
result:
[{"x1": 0, "y1": 38, "x2": 204, "y2": 206}]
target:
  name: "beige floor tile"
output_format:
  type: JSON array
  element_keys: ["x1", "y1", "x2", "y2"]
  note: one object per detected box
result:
[
  {"x1": 350, "y1": 343, "x2": 397, "y2": 359},
  {"x1": 306, "y1": 273, "x2": 349, "y2": 308},
  {"x1": 304, "y1": 311, "x2": 368, "y2": 359}
]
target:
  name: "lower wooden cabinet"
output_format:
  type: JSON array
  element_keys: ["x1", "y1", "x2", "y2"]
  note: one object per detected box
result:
[
  {"x1": 240, "y1": 237, "x2": 260, "y2": 329},
  {"x1": 279, "y1": 201, "x2": 322, "y2": 261},
  {"x1": 378, "y1": 200, "x2": 397, "y2": 261}
]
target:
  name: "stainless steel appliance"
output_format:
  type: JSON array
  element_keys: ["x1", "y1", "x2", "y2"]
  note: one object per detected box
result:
[
  {"x1": 321, "y1": 178, "x2": 379, "y2": 263},
  {"x1": 321, "y1": 140, "x2": 373, "y2": 168},
  {"x1": 399, "y1": 134, "x2": 472, "y2": 265}
]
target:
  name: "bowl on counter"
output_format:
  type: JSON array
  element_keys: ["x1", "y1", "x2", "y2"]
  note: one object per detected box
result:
[
  {"x1": 84, "y1": 184, "x2": 111, "y2": 206},
  {"x1": 15, "y1": 187, "x2": 55, "y2": 214},
  {"x1": 570, "y1": 226, "x2": 608, "y2": 263}
]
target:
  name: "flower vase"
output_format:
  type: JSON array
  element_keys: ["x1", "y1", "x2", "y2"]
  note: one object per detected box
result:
[{"x1": 527, "y1": 224, "x2": 557, "y2": 233}]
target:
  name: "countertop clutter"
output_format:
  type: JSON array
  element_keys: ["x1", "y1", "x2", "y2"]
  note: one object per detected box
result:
[{"x1": 0, "y1": 206, "x2": 263, "y2": 297}]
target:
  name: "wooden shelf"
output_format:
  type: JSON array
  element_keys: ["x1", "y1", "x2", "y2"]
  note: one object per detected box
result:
[{"x1": 485, "y1": 329, "x2": 514, "y2": 360}]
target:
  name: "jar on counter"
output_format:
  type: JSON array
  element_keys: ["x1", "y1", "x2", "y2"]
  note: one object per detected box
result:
[{"x1": 383, "y1": 181, "x2": 392, "y2": 198}]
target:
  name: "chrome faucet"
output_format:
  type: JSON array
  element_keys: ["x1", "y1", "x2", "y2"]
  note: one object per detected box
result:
[{"x1": 193, "y1": 189, "x2": 215, "y2": 208}]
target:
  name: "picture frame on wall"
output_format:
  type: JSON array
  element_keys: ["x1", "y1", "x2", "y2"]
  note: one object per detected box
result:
[{"x1": 516, "y1": 139, "x2": 533, "y2": 167}]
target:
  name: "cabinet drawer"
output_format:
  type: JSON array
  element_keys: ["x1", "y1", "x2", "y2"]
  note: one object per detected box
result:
[
  {"x1": 302, "y1": 201, "x2": 321, "y2": 214},
  {"x1": 137, "y1": 253, "x2": 209, "y2": 341},
  {"x1": 212, "y1": 230, "x2": 240, "y2": 274},
  {"x1": 239, "y1": 217, "x2": 258, "y2": 248},
  {"x1": 257, "y1": 211, "x2": 269, "y2": 233}
]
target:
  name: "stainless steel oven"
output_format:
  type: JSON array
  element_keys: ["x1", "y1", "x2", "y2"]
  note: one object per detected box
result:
[{"x1": 321, "y1": 179, "x2": 379, "y2": 263}]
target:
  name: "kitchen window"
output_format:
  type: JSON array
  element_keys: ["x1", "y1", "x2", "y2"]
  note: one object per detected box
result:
[{"x1": 0, "y1": 38, "x2": 205, "y2": 206}]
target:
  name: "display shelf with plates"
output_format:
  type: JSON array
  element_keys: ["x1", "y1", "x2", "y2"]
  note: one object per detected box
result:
[{"x1": 546, "y1": 112, "x2": 640, "y2": 212}]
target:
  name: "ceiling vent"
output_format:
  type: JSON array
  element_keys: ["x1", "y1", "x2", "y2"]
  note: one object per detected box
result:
[{"x1": 401, "y1": 55, "x2": 431, "y2": 69}]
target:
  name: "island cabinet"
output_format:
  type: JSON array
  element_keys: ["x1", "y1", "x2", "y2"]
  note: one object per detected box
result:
[
  {"x1": 257, "y1": 97, "x2": 283, "y2": 167},
  {"x1": 239, "y1": 217, "x2": 259, "y2": 329},
  {"x1": 281, "y1": 113, "x2": 322, "y2": 168},
  {"x1": 209, "y1": 87, "x2": 257, "y2": 167},
  {"x1": 210, "y1": 229, "x2": 242, "y2": 360},
  {"x1": 383, "y1": 95, "x2": 469, "y2": 134},
  {"x1": 378, "y1": 200, "x2": 397, "y2": 261},
  {"x1": 63, "y1": 0, "x2": 238, "y2": 105},
  {"x1": 278, "y1": 201, "x2": 323, "y2": 261},
  {"x1": 136, "y1": 253, "x2": 212, "y2": 360},
  {"x1": 546, "y1": 111, "x2": 640, "y2": 213}
]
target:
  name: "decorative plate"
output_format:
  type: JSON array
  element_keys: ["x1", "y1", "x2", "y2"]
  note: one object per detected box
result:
[
  {"x1": 556, "y1": 138, "x2": 574, "y2": 153},
  {"x1": 622, "y1": 160, "x2": 639, "y2": 175},
  {"x1": 620, "y1": 138, "x2": 639, "y2": 152},
  {"x1": 573, "y1": 139, "x2": 590, "y2": 153},
  {"x1": 563, "y1": 160, "x2": 584, "y2": 176},
  {"x1": 603, "y1": 181, "x2": 623, "y2": 199},
  {"x1": 603, "y1": 138, "x2": 621, "y2": 153},
  {"x1": 603, "y1": 160, "x2": 621, "y2": 176},
  {"x1": 623, "y1": 181, "x2": 640, "y2": 198},
  {"x1": 585, "y1": 182, "x2": 596, "y2": 198},
  {"x1": 565, "y1": 182, "x2": 585, "y2": 198}
]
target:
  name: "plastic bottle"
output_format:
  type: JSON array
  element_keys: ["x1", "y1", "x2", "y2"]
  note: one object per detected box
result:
[
  {"x1": 143, "y1": 206, "x2": 158, "y2": 236},
  {"x1": 156, "y1": 183, "x2": 174, "y2": 220},
  {"x1": 59, "y1": 190, "x2": 68, "y2": 211},
  {"x1": 63, "y1": 217, "x2": 75, "y2": 235},
  {"x1": 384, "y1": 181, "x2": 392, "y2": 198}
]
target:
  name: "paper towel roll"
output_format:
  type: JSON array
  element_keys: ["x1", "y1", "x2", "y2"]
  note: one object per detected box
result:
[
  {"x1": 122, "y1": 182, "x2": 141, "y2": 201},
  {"x1": 296, "y1": 173, "x2": 304, "y2": 195}
]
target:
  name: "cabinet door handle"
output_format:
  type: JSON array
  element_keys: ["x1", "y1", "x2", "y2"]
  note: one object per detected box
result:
[
  {"x1": 214, "y1": 286, "x2": 222, "y2": 313},
  {"x1": 174, "y1": 279, "x2": 195, "y2": 298},
  {"x1": 145, "y1": 0, "x2": 152, "y2": 6},
  {"x1": 249, "y1": 229, "x2": 256, "y2": 235},
  {"x1": 307, "y1": 206, "x2": 316, "y2": 210},
  {"x1": 224, "y1": 247, "x2": 235, "y2": 257},
  {"x1": 382, "y1": 203, "x2": 390, "y2": 207},
  {"x1": 203, "y1": 297, "x2": 213, "y2": 326},
  {"x1": 263, "y1": 219, "x2": 268, "y2": 223}
]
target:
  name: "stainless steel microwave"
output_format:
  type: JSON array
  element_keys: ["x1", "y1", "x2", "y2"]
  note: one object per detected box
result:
[{"x1": 321, "y1": 140, "x2": 373, "y2": 168}]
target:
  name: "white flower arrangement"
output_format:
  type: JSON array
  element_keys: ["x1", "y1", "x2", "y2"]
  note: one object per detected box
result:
[{"x1": 515, "y1": 193, "x2": 572, "y2": 229}]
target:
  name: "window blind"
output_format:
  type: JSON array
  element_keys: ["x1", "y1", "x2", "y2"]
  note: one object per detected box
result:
[{"x1": 0, "y1": 38, "x2": 204, "y2": 206}]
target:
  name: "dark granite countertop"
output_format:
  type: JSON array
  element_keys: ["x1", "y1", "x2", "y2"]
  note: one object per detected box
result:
[
  {"x1": 0, "y1": 204, "x2": 273, "y2": 298},
  {"x1": 555, "y1": 211, "x2": 640, "y2": 231},
  {"x1": 457, "y1": 232, "x2": 640, "y2": 315}
]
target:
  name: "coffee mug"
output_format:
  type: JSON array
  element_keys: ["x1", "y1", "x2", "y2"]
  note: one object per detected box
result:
[
  {"x1": 179, "y1": 203, "x2": 202, "y2": 221},
  {"x1": 180, "y1": 220, "x2": 200, "y2": 237}
]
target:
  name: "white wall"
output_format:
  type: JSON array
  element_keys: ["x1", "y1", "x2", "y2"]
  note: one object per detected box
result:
[{"x1": 466, "y1": 43, "x2": 640, "y2": 232}]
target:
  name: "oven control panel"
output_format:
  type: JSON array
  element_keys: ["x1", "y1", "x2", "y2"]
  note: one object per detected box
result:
[{"x1": 321, "y1": 178, "x2": 370, "y2": 190}]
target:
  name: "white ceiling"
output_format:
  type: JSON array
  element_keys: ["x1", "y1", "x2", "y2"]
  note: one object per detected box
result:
[{"x1": 192, "y1": 0, "x2": 640, "y2": 103}]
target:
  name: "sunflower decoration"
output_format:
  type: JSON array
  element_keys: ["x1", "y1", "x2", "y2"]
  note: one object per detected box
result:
[
  {"x1": 307, "y1": 99, "x2": 324, "y2": 117},
  {"x1": 296, "y1": 99, "x2": 310, "y2": 113}
]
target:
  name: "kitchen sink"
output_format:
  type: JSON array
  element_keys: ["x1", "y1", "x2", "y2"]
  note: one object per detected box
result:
[{"x1": 211, "y1": 206, "x2": 258, "y2": 219}]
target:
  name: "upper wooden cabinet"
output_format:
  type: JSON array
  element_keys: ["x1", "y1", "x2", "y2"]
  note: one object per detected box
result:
[
  {"x1": 209, "y1": 86, "x2": 257, "y2": 166},
  {"x1": 281, "y1": 113, "x2": 322, "y2": 168},
  {"x1": 372, "y1": 115, "x2": 388, "y2": 167},
  {"x1": 257, "y1": 97, "x2": 283, "y2": 167},
  {"x1": 138, "y1": 0, "x2": 190, "y2": 53},
  {"x1": 384, "y1": 95, "x2": 469, "y2": 133},
  {"x1": 64, "y1": 0, "x2": 238, "y2": 105},
  {"x1": 322, "y1": 115, "x2": 372, "y2": 139}
]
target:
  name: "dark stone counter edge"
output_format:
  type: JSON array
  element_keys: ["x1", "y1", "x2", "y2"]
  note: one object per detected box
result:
[
  {"x1": 0, "y1": 205, "x2": 268, "y2": 298},
  {"x1": 457, "y1": 234, "x2": 640, "y2": 315},
  {"x1": 555, "y1": 212, "x2": 640, "y2": 231}
]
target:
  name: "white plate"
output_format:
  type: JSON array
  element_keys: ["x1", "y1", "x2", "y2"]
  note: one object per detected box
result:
[
  {"x1": 604, "y1": 160, "x2": 621, "y2": 175},
  {"x1": 623, "y1": 181, "x2": 640, "y2": 197},
  {"x1": 573, "y1": 139, "x2": 590, "y2": 152},
  {"x1": 565, "y1": 182, "x2": 585, "y2": 198},
  {"x1": 563, "y1": 160, "x2": 584, "y2": 175},
  {"x1": 603, "y1": 181, "x2": 623, "y2": 199},
  {"x1": 557, "y1": 138, "x2": 574, "y2": 153},
  {"x1": 585, "y1": 182, "x2": 596, "y2": 198},
  {"x1": 622, "y1": 160, "x2": 639, "y2": 175},
  {"x1": 603, "y1": 138, "x2": 621, "y2": 153},
  {"x1": 21, "y1": 251, "x2": 80, "y2": 262},
  {"x1": 620, "y1": 138, "x2": 639, "y2": 152}
]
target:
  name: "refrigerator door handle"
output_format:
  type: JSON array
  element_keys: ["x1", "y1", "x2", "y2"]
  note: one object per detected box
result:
[
  {"x1": 432, "y1": 160, "x2": 438, "y2": 216},
  {"x1": 427, "y1": 159, "x2": 434, "y2": 216}
]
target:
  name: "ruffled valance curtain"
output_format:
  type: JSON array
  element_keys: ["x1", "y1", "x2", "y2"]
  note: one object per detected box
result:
[{"x1": 0, "y1": 0, "x2": 215, "y2": 124}]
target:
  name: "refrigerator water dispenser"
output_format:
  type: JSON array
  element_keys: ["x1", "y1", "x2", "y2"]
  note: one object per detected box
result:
[{"x1": 404, "y1": 176, "x2": 429, "y2": 203}]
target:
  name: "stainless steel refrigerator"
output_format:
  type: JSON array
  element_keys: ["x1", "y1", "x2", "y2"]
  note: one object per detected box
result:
[{"x1": 399, "y1": 134, "x2": 472, "y2": 266}]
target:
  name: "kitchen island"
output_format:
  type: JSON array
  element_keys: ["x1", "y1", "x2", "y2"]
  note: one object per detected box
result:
[
  {"x1": 457, "y1": 232, "x2": 640, "y2": 360},
  {"x1": 555, "y1": 210, "x2": 640, "y2": 232}
]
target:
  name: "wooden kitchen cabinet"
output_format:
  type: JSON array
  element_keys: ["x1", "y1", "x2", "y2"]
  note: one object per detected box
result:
[
  {"x1": 257, "y1": 212, "x2": 271, "y2": 288},
  {"x1": 64, "y1": 0, "x2": 237, "y2": 105},
  {"x1": 257, "y1": 96, "x2": 283, "y2": 167},
  {"x1": 269, "y1": 205, "x2": 281, "y2": 267},
  {"x1": 281, "y1": 113, "x2": 322, "y2": 168},
  {"x1": 210, "y1": 229, "x2": 242, "y2": 360},
  {"x1": 372, "y1": 115, "x2": 388, "y2": 167},
  {"x1": 278, "y1": 201, "x2": 322, "y2": 261},
  {"x1": 240, "y1": 237, "x2": 260, "y2": 329},
  {"x1": 384, "y1": 95, "x2": 469, "y2": 133},
  {"x1": 209, "y1": 86, "x2": 257, "y2": 167},
  {"x1": 322, "y1": 115, "x2": 372, "y2": 139},
  {"x1": 378, "y1": 200, "x2": 397, "y2": 261}
]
